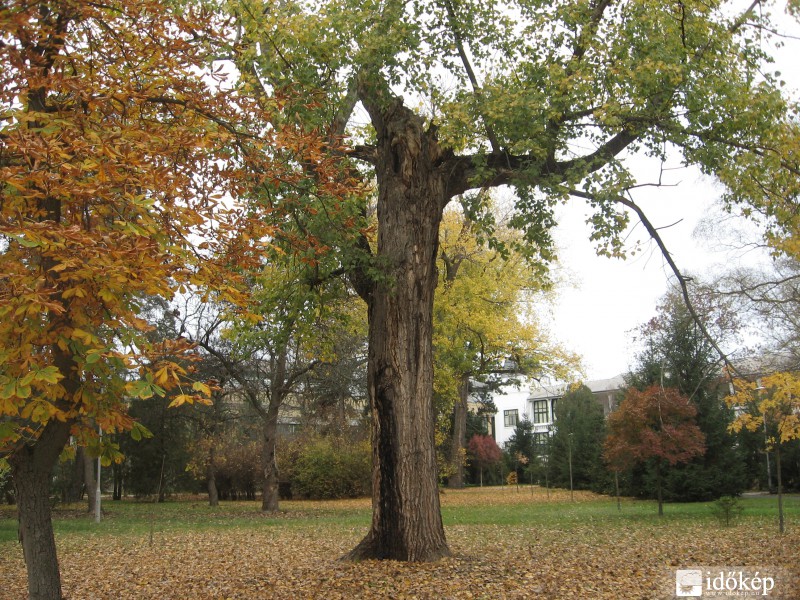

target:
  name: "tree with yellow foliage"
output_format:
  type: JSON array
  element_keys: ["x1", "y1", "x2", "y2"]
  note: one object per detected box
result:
[
  {"x1": 726, "y1": 373, "x2": 800, "y2": 533},
  {"x1": 434, "y1": 207, "x2": 579, "y2": 487}
]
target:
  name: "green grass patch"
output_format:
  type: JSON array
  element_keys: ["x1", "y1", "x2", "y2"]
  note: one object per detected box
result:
[
  {"x1": 1, "y1": 487, "x2": 798, "y2": 545},
  {"x1": 440, "y1": 492, "x2": 800, "y2": 528},
  {"x1": 0, "y1": 496, "x2": 372, "y2": 543}
]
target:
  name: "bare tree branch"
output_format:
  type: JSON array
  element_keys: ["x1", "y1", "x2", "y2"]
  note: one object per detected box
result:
[{"x1": 569, "y1": 188, "x2": 744, "y2": 380}]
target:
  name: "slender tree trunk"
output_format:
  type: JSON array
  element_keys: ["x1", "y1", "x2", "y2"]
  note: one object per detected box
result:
[
  {"x1": 346, "y1": 99, "x2": 450, "y2": 562},
  {"x1": 776, "y1": 443, "x2": 784, "y2": 534},
  {"x1": 112, "y1": 462, "x2": 123, "y2": 501},
  {"x1": 83, "y1": 450, "x2": 97, "y2": 515},
  {"x1": 66, "y1": 446, "x2": 85, "y2": 504},
  {"x1": 261, "y1": 341, "x2": 291, "y2": 513},
  {"x1": 546, "y1": 470, "x2": 550, "y2": 500},
  {"x1": 10, "y1": 419, "x2": 73, "y2": 600},
  {"x1": 207, "y1": 444, "x2": 219, "y2": 508},
  {"x1": 656, "y1": 462, "x2": 664, "y2": 517},
  {"x1": 156, "y1": 452, "x2": 167, "y2": 504},
  {"x1": 261, "y1": 411, "x2": 280, "y2": 512},
  {"x1": 448, "y1": 374, "x2": 470, "y2": 489}
]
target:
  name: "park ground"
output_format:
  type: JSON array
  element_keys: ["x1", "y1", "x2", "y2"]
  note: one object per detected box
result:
[{"x1": 0, "y1": 487, "x2": 798, "y2": 599}]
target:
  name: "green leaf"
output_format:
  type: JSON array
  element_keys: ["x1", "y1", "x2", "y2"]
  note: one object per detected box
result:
[
  {"x1": 0, "y1": 381, "x2": 17, "y2": 401},
  {"x1": 128, "y1": 380, "x2": 154, "y2": 400},
  {"x1": 0, "y1": 421, "x2": 19, "y2": 442},
  {"x1": 130, "y1": 421, "x2": 153, "y2": 441},
  {"x1": 35, "y1": 366, "x2": 64, "y2": 384},
  {"x1": 191, "y1": 381, "x2": 212, "y2": 396},
  {"x1": 18, "y1": 371, "x2": 36, "y2": 387}
]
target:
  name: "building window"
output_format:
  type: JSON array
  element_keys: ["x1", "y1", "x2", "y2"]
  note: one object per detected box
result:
[
  {"x1": 533, "y1": 400, "x2": 549, "y2": 424},
  {"x1": 551, "y1": 398, "x2": 558, "y2": 421},
  {"x1": 534, "y1": 432, "x2": 550, "y2": 454},
  {"x1": 504, "y1": 409, "x2": 518, "y2": 428}
]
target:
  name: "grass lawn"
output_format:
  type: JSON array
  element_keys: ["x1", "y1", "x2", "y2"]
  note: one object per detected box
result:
[{"x1": 0, "y1": 487, "x2": 798, "y2": 599}]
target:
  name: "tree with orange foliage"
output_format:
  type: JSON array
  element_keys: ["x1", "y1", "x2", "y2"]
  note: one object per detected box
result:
[
  {"x1": 0, "y1": 2, "x2": 348, "y2": 598},
  {"x1": 604, "y1": 386, "x2": 705, "y2": 516}
]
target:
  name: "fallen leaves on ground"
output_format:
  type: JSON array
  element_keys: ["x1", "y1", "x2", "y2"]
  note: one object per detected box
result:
[{"x1": 0, "y1": 488, "x2": 797, "y2": 599}]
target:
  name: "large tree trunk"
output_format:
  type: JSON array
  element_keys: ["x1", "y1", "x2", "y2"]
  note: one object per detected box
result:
[
  {"x1": 261, "y1": 410, "x2": 280, "y2": 512},
  {"x1": 346, "y1": 100, "x2": 450, "y2": 561},
  {"x1": 10, "y1": 419, "x2": 73, "y2": 600},
  {"x1": 448, "y1": 374, "x2": 470, "y2": 489}
]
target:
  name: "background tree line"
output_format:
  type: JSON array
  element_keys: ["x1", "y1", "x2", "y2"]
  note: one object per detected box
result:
[
  {"x1": 34, "y1": 282, "x2": 799, "y2": 511},
  {"x1": 468, "y1": 285, "x2": 800, "y2": 504}
]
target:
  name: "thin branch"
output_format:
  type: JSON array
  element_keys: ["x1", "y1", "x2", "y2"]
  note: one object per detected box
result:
[
  {"x1": 545, "y1": 0, "x2": 614, "y2": 163},
  {"x1": 331, "y1": 74, "x2": 360, "y2": 141},
  {"x1": 441, "y1": 0, "x2": 500, "y2": 153},
  {"x1": 193, "y1": 337, "x2": 268, "y2": 419},
  {"x1": 569, "y1": 188, "x2": 744, "y2": 381},
  {"x1": 143, "y1": 96, "x2": 260, "y2": 141}
]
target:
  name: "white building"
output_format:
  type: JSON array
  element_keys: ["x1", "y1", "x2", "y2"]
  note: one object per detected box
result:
[{"x1": 476, "y1": 374, "x2": 627, "y2": 448}]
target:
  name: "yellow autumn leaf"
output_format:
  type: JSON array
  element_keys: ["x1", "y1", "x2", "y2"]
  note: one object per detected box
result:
[{"x1": 192, "y1": 381, "x2": 212, "y2": 397}]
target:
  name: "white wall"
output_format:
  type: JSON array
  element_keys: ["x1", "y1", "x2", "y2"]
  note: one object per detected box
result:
[{"x1": 489, "y1": 377, "x2": 532, "y2": 447}]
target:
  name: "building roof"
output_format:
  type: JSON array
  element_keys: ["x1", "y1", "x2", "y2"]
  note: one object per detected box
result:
[{"x1": 529, "y1": 374, "x2": 626, "y2": 400}]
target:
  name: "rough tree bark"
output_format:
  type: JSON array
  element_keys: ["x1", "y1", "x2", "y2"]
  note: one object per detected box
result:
[
  {"x1": 261, "y1": 408, "x2": 281, "y2": 512},
  {"x1": 9, "y1": 181, "x2": 80, "y2": 597},
  {"x1": 346, "y1": 97, "x2": 451, "y2": 561},
  {"x1": 10, "y1": 419, "x2": 73, "y2": 600}
]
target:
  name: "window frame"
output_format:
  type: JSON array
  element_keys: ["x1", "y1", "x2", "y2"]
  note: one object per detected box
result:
[
  {"x1": 532, "y1": 399, "x2": 549, "y2": 424},
  {"x1": 503, "y1": 409, "x2": 519, "y2": 428}
]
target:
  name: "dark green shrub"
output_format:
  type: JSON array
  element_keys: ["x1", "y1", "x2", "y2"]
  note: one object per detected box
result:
[{"x1": 291, "y1": 436, "x2": 371, "y2": 500}]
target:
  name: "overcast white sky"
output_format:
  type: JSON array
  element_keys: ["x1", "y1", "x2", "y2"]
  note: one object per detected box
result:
[
  {"x1": 548, "y1": 169, "x2": 737, "y2": 381},
  {"x1": 545, "y1": 4, "x2": 800, "y2": 381}
]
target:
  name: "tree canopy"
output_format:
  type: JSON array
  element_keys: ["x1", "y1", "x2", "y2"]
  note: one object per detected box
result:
[
  {"x1": 235, "y1": 0, "x2": 799, "y2": 243},
  {"x1": 0, "y1": 1, "x2": 353, "y2": 596},
  {"x1": 604, "y1": 385, "x2": 705, "y2": 515},
  {"x1": 548, "y1": 383, "x2": 607, "y2": 492},
  {"x1": 230, "y1": 0, "x2": 800, "y2": 561}
]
